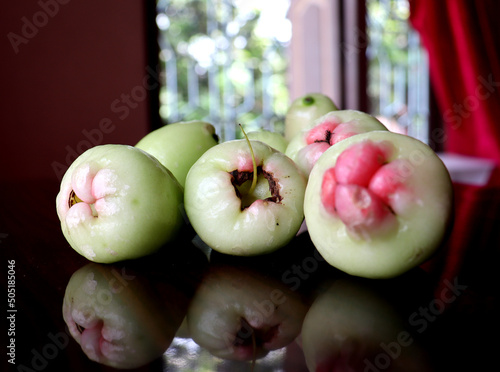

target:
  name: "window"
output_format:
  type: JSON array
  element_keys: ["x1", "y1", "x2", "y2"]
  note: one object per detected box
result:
[
  {"x1": 156, "y1": 0, "x2": 292, "y2": 140},
  {"x1": 155, "y1": 0, "x2": 430, "y2": 143},
  {"x1": 366, "y1": 0, "x2": 430, "y2": 143}
]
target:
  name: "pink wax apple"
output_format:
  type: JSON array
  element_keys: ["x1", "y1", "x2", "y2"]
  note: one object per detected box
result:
[
  {"x1": 322, "y1": 140, "x2": 400, "y2": 237},
  {"x1": 285, "y1": 110, "x2": 388, "y2": 177},
  {"x1": 304, "y1": 131, "x2": 453, "y2": 278},
  {"x1": 56, "y1": 144, "x2": 184, "y2": 263},
  {"x1": 184, "y1": 139, "x2": 306, "y2": 256},
  {"x1": 284, "y1": 93, "x2": 338, "y2": 142}
]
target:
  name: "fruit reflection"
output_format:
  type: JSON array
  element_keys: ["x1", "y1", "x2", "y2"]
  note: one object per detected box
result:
[
  {"x1": 62, "y1": 262, "x2": 188, "y2": 369},
  {"x1": 300, "y1": 277, "x2": 433, "y2": 372},
  {"x1": 186, "y1": 263, "x2": 309, "y2": 362}
]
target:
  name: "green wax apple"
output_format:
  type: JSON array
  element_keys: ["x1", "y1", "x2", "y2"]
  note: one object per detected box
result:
[
  {"x1": 284, "y1": 93, "x2": 338, "y2": 142},
  {"x1": 184, "y1": 139, "x2": 306, "y2": 256},
  {"x1": 246, "y1": 129, "x2": 288, "y2": 153},
  {"x1": 56, "y1": 144, "x2": 183, "y2": 263},
  {"x1": 304, "y1": 131, "x2": 453, "y2": 278},
  {"x1": 135, "y1": 120, "x2": 219, "y2": 187},
  {"x1": 286, "y1": 110, "x2": 388, "y2": 177}
]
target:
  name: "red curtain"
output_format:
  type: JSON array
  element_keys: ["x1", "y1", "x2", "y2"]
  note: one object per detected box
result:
[
  {"x1": 409, "y1": 0, "x2": 500, "y2": 166},
  {"x1": 410, "y1": 0, "x2": 500, "y2": 298}
]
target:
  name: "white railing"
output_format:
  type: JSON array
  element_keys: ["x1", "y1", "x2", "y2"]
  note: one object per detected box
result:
[
  {"x1": 156, "y1": 0, "x2": 291, "y2": 141},
  {"x1": 366, "y1": 0, "x2": 430, "y2": 143}
]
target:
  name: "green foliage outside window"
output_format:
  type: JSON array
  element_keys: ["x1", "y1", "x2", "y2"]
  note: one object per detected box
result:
[{"x1": 157, "y1": 0, "x2": 291, "y2": 139}]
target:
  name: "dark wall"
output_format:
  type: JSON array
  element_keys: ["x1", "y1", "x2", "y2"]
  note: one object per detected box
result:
[{"x1": 0, "y1": 1, "x2": 157, "y2": 181}]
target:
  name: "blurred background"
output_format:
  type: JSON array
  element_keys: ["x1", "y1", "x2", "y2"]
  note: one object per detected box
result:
[
  {"x1": 0, "y1": 0, "x2": 435, "y2": 181},
  {"x1": 154, "y1": 0, "x2": 429, "y2": 142}
]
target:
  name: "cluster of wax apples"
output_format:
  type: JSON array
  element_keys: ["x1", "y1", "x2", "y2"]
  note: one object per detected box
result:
[{"x1": 56, "y1": 93, "x2": 453, "y2": 279}]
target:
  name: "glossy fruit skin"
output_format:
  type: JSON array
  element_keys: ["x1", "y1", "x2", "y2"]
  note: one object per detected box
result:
[
  {"x1": 301, "y1": 278, "x2": 431, "y2": 372},
  {"x1": 62, "y1": 263, "x2": 179, "y2": 369},
  {"x1": 286, "y1": 110, "x2": 388, "y2": 177},
  {"x1": 186, "y1": 265, "x2": 308, "y2": 361},
  {"x1": 135, "y1": 120, "x2": 219, "y2": 187},
  {"x1": 304, "y1": 131, "x2": 453, "y2": 279},
  {"x1": 56, "y1": 144, "x2": 184, "y2": 263},
  {"x1": 184, "y1": 139, "x2": 307, "y2": 256},
  {"x1": 246, "y1": 130, "x2": 288, "y2": 153},
  {"x1": 284, "y1": 93, "x2": 338, "y2": 142}
]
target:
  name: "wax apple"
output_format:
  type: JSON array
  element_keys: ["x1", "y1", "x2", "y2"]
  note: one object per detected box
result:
[
  {"x1": 284, "y1": 93, "x2": 338, "y2": 142},
  {"x1": 186, "y1": 264, "x2": 308, "y2": 361},
  {"x1": 135, "y1": 120, "x2": 219, "y2": 187},
  {"x1": 301, "y1": 278, "x2": 431, "y2": 372},
  {"x1": 286, "y1": 110, "x2": 388, "y2": 177},
  {"x1": 184, "y1": 139, "x2": 306, "y2": 256},
  {"x1": 246, "y1": 129, "x2": 288, "y2": 153},
  {"x1": 304, "y1": 131, "x2": 453, "y2": 278},
  {"x1": 63, "y1": 263, "x2": 184, "y2": 369},
  {"x1": 56, "y1": 144, "x2": 184, "y2": 263}
]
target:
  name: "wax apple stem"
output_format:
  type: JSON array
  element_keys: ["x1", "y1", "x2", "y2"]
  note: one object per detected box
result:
[
  {"x1": 303, "y1": 95, "x2": 314, "y2": 105},
  {"x1": 239, "y1": 124, "x2": 258, "y2": 195}
]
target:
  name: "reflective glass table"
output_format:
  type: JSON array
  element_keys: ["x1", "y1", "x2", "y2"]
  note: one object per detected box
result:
[{"x1": 3, "y1": 179, "x2": 499, "y2": 371}]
